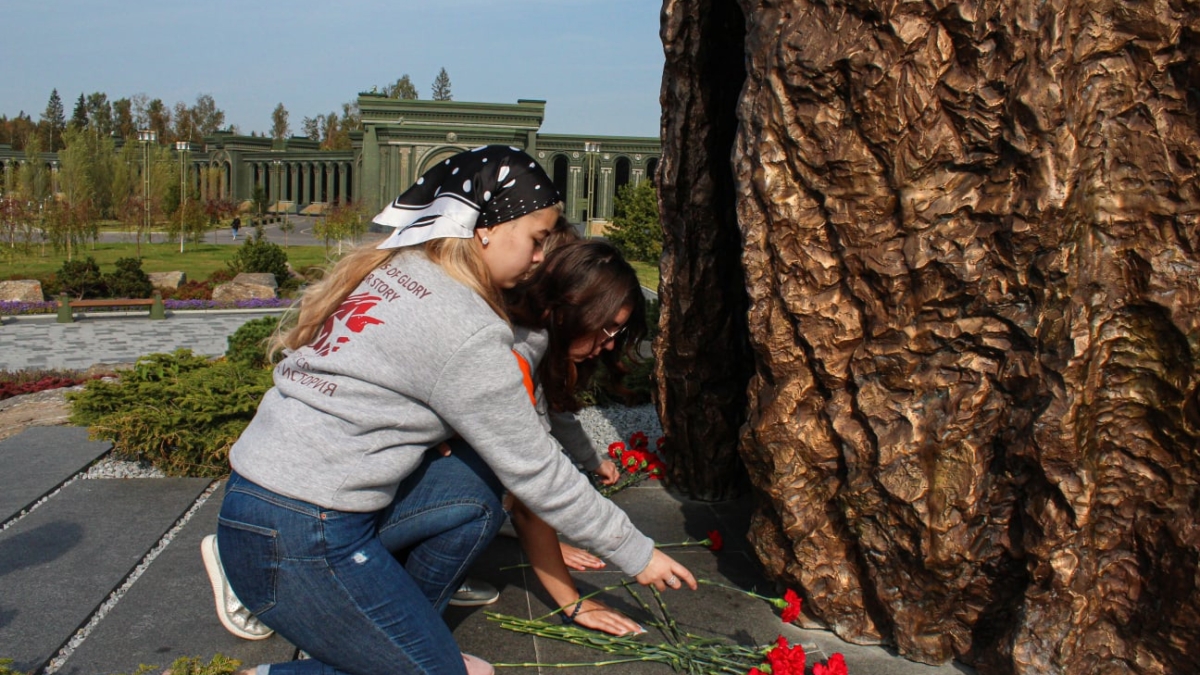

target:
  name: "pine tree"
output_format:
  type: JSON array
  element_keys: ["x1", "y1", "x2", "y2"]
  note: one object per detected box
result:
[
  {"x1": 70, "y1": 93, "x2": 89, "y2": 130},
  {"x1": 41, "y1": 89, "x2": 66, "y2": 151},
  {"x1": 606, "y1": 179, "x2": 663, "y2": 261},
  {"x1": 431, "y1": 68, "x2": 452, "y2": 101}
]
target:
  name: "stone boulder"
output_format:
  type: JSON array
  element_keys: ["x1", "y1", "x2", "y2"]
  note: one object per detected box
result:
[
  {"x1": 211, "y1": 273, "x2": 277, "y2": 302},
  {"x1": 0, "y1": 280, "x2": 45, "y2": 303},
  {"x1": 146, "y1": 271, "x2": 186, "y2": 291}
]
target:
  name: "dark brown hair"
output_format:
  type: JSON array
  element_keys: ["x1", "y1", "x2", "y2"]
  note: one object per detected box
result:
[{"x1": 506, "y1": 239, "x2": 647, "y2": 412}]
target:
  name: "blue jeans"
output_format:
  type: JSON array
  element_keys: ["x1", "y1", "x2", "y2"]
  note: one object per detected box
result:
[{"x1": 218, "y1": 441, "x2": 504, "y2": 674}]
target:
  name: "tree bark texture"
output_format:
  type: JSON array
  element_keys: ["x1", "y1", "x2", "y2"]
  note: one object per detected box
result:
[
  {"x1": 655, "y1": 0, "x2": 756, "y2": 501},
  {"x1": 660, "y1": 0, "x2": 1200, "y2": 672}
]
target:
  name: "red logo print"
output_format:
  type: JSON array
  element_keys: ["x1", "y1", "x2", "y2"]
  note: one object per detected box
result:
[{"x1": 310, "y1": 293, "x2": 386, "y2": 356}]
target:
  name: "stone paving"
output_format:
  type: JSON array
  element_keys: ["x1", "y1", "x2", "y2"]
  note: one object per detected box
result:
[{"x1": 0, "y1": 312, "x2": 975, "y2": 675}]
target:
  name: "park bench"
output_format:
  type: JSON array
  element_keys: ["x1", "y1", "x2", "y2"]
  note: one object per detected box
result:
[{"x1": 56, "y1": 292, "x2": 166, "y2": 323}]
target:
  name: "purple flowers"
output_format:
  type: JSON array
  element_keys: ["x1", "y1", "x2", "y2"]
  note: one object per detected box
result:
[
  {"x1": 162, "y1": 298, "x2": 295, "y2": 311},
  {"x1": 0, "y1": 298, "x2": 295, "y2": 315},
  {"x1": 0, "y1": 301, "x2": 57, "y2": 315}
]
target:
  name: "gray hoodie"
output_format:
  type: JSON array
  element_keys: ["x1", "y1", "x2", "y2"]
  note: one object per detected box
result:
[{"x1": 230, "y1": 249, "x2": 654, "y2": 575}]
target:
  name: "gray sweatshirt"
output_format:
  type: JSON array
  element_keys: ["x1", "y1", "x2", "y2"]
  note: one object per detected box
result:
[{"x1": 230, "y1": 250, "x2": 654, "y2": 575}]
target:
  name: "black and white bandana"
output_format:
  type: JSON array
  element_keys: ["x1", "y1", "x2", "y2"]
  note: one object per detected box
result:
[{"x1": 373, "y1": 145, "x2": 561, "y2": 250}]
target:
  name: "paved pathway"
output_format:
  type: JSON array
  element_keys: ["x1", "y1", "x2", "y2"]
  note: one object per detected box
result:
[
  {"x1": 0, "y1": 310, "x2": 284, "y2": 371},
  {"x1": 0, "y1": 314, "x2": 974, "y2": 675}
]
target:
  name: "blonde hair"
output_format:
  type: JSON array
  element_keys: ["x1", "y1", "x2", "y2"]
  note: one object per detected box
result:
[{"x1": 268, "y1": 236, "x2": 505, "y2": 358}]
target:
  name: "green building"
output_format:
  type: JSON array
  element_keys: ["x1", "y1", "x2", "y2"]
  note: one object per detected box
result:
[{"x1": 1, "y1": 95, "x2": 661, "y2": 231}]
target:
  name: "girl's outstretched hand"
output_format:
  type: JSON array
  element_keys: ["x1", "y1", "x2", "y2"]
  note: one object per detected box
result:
[
  {"x1": 570, "y1": 598, "x2": 645, "y2": 636},
  {"x1": 595, "y1": 459, "x2": 620, "y2": 486},
  {"x1": 635, "y1": 549, "x2": 696, "y2": 591},
  {"x1": 560, "y1": 542, "x2": 606, "y2": 570}
]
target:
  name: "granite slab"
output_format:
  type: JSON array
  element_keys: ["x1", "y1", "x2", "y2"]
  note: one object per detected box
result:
[
  {"x1": 0, "y1": 478, "x2": 209, "y2": 673},
  {"x1": 0, "y1": 426, "x2": 112, "y2": 524},
  {"x1": 58, "y1": 482, "x2": 298, "y2": 675}
]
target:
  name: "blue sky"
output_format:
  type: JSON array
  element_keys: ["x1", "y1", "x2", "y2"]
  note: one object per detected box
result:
[{"x1": 1, "y1": 0, "x2": 664, "y2": 138}]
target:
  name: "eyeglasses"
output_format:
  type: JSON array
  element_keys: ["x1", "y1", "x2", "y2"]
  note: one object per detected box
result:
[{"x1": 601, "y1": 325, "x2": 627, "y2": 343}]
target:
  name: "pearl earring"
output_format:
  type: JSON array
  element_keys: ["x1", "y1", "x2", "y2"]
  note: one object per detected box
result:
[{"x1": 481, "y1": 236, "x2": 490, "y2": 246}]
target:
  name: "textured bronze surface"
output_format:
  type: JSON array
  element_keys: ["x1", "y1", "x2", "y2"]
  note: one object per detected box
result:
[
  {"x1": 654, "y1": 0, "x2": 756, "y2": 501},
  {"x1": 658, "y1": 0, "x2": 1200, "y2": 672}
]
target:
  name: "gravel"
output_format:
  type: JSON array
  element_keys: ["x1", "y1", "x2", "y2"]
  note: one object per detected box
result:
[
  {"x1": 576, "y1": 403, "x2": 663, "y2": 448},
  {"x1": 83, "y1": 457, "x2": 167, "y2": 479}
]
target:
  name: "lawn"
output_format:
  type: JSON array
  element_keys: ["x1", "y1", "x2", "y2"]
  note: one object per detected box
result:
[
  {"x1": 1, "y1": 242, "x2": 334, "y2": 282},
  {"x1": 1, "y1": 239, "x2": 661, "y2": 294},
  {"x1": 630, "y1": 260, "x2": 660, "y2": 292}
]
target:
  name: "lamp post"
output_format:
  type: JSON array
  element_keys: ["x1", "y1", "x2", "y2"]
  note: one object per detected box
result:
[
  {"x1": 137, "y1": 129, "x2": 157, "y2": 252},
  {"x1": 272, "y1": 159, "x2": 283, "y2": 221},
  {"x1": 175, "y1": 141, "x2": 190, "y2": 253},
  {"x1": 584, "y1": 141, "x2": 601, "y2": 237}
]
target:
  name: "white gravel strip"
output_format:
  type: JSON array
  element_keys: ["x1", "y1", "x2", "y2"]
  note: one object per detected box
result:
[
  {"x1": 43, "y1": 480, "x2": 221, "y2": 674},
  {"x1": 0, "y1": 474, "x2": 84, "y2": 534},
  {"x1": 83, "y1": 457, "x2": 168, "y2": 479}
]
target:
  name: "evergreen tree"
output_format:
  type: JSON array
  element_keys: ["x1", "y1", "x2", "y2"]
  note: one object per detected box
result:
[
  {"x1": 387, "y1": 75, "x2": 419, "y2": 100},
  {"x1": 271, "y1": 103, "x2": 290, "y2": 142},
  {"x1": 70, "y1": 92, "x2": 89, "y2": 130},
  {"x1": 41, "y1": 89, "x2": 66, "y2": 151},
  {"x1": 606, "y1": 179, "x2": 663, "y2": 262},
  {"x1": 431, "y1": 68, "x2": 452, "y2": 101}
]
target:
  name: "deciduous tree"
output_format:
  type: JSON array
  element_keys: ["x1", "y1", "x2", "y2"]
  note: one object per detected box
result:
[
  {"x1": 270, "y1": 103, "x2": 289, "y2": 142},
  {"x1": 112, "y1": 98, "x2": 135, "y2": 139},
  {"x1": 86, "y1": 92, "x2": 113, "y2": 137},
  {"x1": 387, "y1": 74, "x2": 419, "y2": 100},
  {"x1": 191, "y1": 94, "x2": 225, "y2": 136},
  {"x1": 145, "y1": 98, "x2": 171, "y2": 142}
]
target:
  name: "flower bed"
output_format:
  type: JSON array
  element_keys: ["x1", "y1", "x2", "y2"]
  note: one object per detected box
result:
[{"x1": 0, "y1": 298, "x2": 295, "y2": 315}]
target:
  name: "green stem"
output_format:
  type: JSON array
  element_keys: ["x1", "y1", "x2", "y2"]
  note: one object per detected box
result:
[
  {"x1": 696, "y1": 578, "x2": 786, "y2": 607},
  {"x1": 655, "y1": 538, "x2": 712, "y2": 549}
]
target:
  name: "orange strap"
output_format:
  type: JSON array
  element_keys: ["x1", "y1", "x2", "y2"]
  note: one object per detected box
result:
[{"x1": 512, "y1": 350, "x2": 536, "y2": 406}]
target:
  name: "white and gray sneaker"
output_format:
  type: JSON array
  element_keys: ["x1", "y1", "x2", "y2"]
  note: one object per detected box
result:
[
  {"x1": 449, "y1": 578, "x2": 500, "y2": 607},
  {"x1": 200, "y1": 534, "x2": 275, "y2": 640}
]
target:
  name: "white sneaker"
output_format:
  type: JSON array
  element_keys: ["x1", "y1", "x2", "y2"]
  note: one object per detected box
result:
[
  {"x1": 200, "y1": 534, "x2": 275, "y2": 640},
  {"x1": 462, "y1": 653, "x2": 494, "y2": 675},
  {"x1": 448, "y1": 578, "x2": 500, "y2": 607}
]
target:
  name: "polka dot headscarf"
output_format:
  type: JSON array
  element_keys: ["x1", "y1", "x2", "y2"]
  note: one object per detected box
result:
[{"x1": 374, "y1": 145, "x2": 561, "y2": 250}]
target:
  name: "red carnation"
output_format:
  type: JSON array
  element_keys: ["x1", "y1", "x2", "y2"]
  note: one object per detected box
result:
[
  {"x1": 656, "y1": 436, "x2": 665, "y2": 451},
  {"x1": 630, "y1": 431, "x2": 649, "y2": 449},
  {"x1": 623, "y1": 449, "x2": 648, "y2": 471},
  {"x1": 644, "y1": 456, "x2": 666, "y2": 476},
  {"x1": 747, "y1": 669, "x2": 765, "y2": 675},
  {"x1": 766, "y1": 635, "x2": 806, "y2": 675},
  {"x1": 706, "y1": 529, "x2": 724, "y2": 552},
  {"x1": 813, "y1": 653, "x2": 848, "y2": 675},
  {"x1": 607, "y1": 441, "x2": 625, "y2": 460},
  {"x1": 781, "y1": 588, "x2": 802, "y2": 624}
]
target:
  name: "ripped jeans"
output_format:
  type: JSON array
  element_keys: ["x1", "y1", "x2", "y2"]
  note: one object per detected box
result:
[{"x1": 217, "y1": 440, "x2": 504, "y2": 675}]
